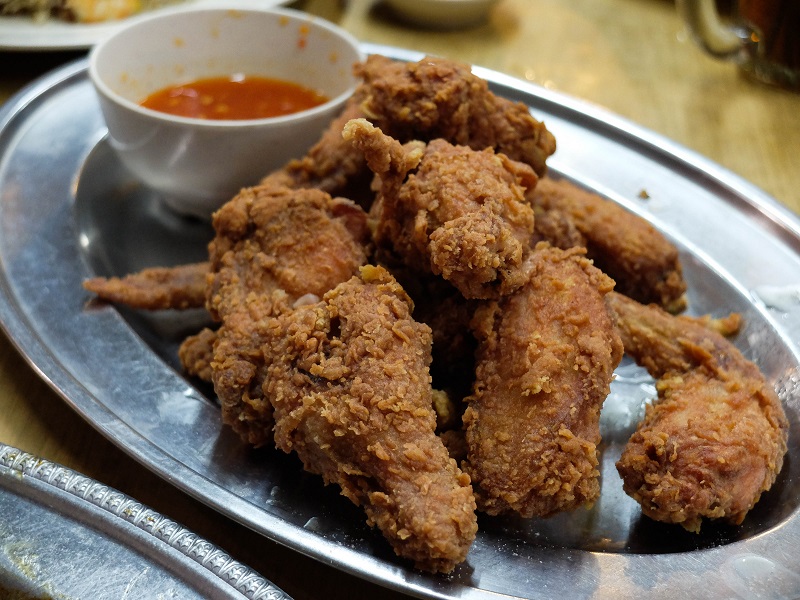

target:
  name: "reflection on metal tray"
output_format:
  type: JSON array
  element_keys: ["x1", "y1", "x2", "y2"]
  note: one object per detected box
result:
[
  {"x1": 0, "y1": 444, "x2": 291, "y2": 600},
  {"x1": 0, "y1": 44, "x2": 799, "y2": 599}
]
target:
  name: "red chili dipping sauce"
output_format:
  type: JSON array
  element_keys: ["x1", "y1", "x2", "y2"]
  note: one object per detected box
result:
[{"x1": 140, "y1": 74, "x2": 329, "y2": 120}]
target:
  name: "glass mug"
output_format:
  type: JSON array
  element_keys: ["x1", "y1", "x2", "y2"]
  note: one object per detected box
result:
[{"x1": 677, "y1": 0, "x2": 800, "y2": 91}]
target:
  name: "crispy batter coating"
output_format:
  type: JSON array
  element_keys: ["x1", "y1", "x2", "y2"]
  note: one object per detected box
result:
[
  {"x1": 529, "y1": 177, "x2": 687, "y2": 313},
  {"x1": 260, "y1": 100, "x2": 375, "y2": 205},
  {"x1": 344, "y1": 118, "x2": 538, "y2": 299},
  {"x1": 262, "y1": 55, "x2": 556, "y2": 204},
  {"x1": 265, "y1": 265, "x2": 477, "y2": 573},
  {"x1": 82, "y1": 261, "x2": 209, "y2": 310},
  {"x1": 463, "y1": 245, "x2": 623, "y2": 517},
  {"x1": 178, "y1": 326, "x2": 217, "y2": 382},
  {"x1": 357, "y1": 55, "x2": 556, "y2": 177},
  {"x1": 531, "y1": 205, "x2": 586, "y2": 249},
  {"x1": 682, "y1": 311, "x2": 742, "y2": 337},
  {"x1": 207, "y1": 185, "x2": 370, "y2": 446},
  {"x1": 608, "y1": 292, "x2": 788, "y2": 532}
]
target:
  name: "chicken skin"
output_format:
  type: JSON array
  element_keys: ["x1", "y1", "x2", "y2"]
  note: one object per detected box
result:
[
  {"x1": 529, "y1": 177, "x2": 687, "y2": 313},
  {"x1": 608, "y1": 292, "x2": 789, "y2": 532},
  {"x1": 178, "y1": 325, "x2": 217, "y2": 382},
  {"x1": 265, "y1": 265, "x2": 477, "y2": 573},
  {"x1": 462, "y1": 244, "x2": 623, "y2": 517},
  {"x1": 206, "y1": 185, "x2": 370, "y2": 447},
  {"x1": 344, "y1": 118, "x2": 538, "y2": 299}
]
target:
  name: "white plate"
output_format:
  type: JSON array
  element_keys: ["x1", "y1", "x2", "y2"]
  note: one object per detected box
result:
[{"x1": 0, "y1": 0, "x2": 289, "y2": 50}]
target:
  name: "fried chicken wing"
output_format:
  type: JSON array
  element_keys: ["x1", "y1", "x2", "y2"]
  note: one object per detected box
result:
[
  {"x1": 344, "y1": 118, "x2": 538, "y2": 299},
  {"x1": 357, "y1": 55, "x2": 556, "y2": 177},
  {"x1": 462, "y1": 244, "x2": 623, "y2": 517},
  {"x1": 608, "y1": 292, "x2": 789, "y2": 532},
  {"x1": 207, "y1": 185, "x2": 370, "y2": 446},
  {"x1": 262, "y1": 55, "x2": 556, "y2": 205},
  {"x1": 265, "y1": 265, "x2": 477, "y2": 573},
  {"x1": 529, "y1": 177, "x2": 687, "y2": 312},
  {"x1": 83, "y1": 261, "x2": 209, "y2": 310}
]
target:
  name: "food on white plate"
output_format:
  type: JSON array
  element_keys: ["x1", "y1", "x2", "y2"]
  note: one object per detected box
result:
[{"x1": 0, "y1": 0, "x2": 178, "y2": 23}]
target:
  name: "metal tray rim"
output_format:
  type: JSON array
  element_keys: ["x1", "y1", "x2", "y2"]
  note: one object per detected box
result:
[{"x1": 0, "y1": 443, "x2": 292, "y2": 600}]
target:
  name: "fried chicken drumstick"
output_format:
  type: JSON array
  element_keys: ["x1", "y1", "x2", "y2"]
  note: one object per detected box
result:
[
  {"x1": 608, "y1": 292, "x2": 788, "y2": 532},
  {"x1": 266, "y1": 265, "x2": 477, "y2": 573},
  {"x1": 463, "y1": 244, "x2": 623, "y2": 517},
  {"x1": 356, "y1": 55, "x2": 556, "y2": 177}
]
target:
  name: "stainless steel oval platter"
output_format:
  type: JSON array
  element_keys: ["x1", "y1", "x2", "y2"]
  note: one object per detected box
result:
[
  {"x1": 0, "y1": 443, "x2": 291, "y2": 599},
  {"x1": 0, "y1": 44, "x2": 798, "y2": 599}
]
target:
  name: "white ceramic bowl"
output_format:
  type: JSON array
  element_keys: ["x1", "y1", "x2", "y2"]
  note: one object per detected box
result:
[{"x1": 88, "y1": 5, "x2": 364, "y2": 219}]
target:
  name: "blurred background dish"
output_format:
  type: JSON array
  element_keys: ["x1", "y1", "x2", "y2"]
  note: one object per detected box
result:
[
  {"x1": 382, "y1": 0, "x2": 499, "y2": 29},
  {"x1": 0, "y1": 0, "x2": 290, "y2": 51},
  {"x1": 0, "y1": 0, "x2": 177, "y2": 24}
]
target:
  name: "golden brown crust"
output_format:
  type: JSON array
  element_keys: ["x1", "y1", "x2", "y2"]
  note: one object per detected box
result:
[
  {"x1": 356, "y1": 55, "x2": 556, "y2": 177},
  {"x1": 344, "y1": 118, "x2": 538, "y2": 299},
  {"x1": 266, "y1": 266, "x2": 477, "y2": 573},
  {"x1": 82, "y1": 261, "x2": 209, "y2": 310},
  {"x1": 178, "y1": 327, "x2": 217, "y2": 381},
  {"x1": 529, "y1": 177, "x2": 687, "y2": 312},
  {"x1": 207, "y1": 184, "x2": 370, "y2": 447},
  {"x1": 463, "y1": 245, "x2": 623, "y2": 517},
  {"x1": 608, "y1": 292, "x2": 788, "y2": 532}
]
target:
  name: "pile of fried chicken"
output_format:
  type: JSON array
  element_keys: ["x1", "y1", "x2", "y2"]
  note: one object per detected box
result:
[{"x1": 84, "y1": 55, "x2": 789, "y2": 574}]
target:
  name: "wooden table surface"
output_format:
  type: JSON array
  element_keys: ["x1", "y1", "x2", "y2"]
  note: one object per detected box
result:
[{"x1": 1, "y1": 1, "x2": 798, "y2": 599}]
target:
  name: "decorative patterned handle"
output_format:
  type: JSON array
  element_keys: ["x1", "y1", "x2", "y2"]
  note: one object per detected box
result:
[{"x1": 0, "y1": 443, "x2": 292, "y2": 600}]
